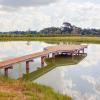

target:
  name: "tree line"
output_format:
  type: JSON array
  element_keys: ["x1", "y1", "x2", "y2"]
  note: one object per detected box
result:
[{"x1": 0, "y1": 22, "x2": 100, "y2": 36}]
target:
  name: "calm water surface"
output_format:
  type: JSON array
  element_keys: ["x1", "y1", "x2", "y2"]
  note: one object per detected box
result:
[
  {"x1": 0, "y1": 41, "x2": 100, "y2": 100},
  {"x1": 0, "y1": 41, "x2": 54, "y2": 78}
]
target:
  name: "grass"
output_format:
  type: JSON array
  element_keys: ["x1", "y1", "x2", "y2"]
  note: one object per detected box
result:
[
  {"x1": 0, "y1": 92, "x2": 16, "y2": 97},
  {"x1": 0, "y1": 36, "x2": 100, "y2": 43},
  {"x1": 0, "y1": 76, "x2": 72, "y2": 100}
]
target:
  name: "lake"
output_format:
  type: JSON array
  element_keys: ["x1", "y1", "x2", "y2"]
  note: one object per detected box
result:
[{"x1": 0, "y1": 41, "x2": 100, "y2": 100}]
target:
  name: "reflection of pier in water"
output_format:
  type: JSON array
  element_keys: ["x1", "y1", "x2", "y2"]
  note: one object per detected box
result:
[
  {"x1": 23, "y1": 54, "x2": 87, "y2": 80},
  {"x1": 51, "y1": 54, "x2": 87, "y2": 66},
  {"x1": 0, "y1": 44, "x2": 87, "y2": 77}
]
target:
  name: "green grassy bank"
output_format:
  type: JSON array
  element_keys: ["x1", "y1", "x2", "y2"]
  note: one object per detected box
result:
[
  {"x1": 0, "y1": 36, "x2": 100, "y2": 43},
  {"x1": 0, "y1": 76, "x2": 71, "y2": 100}
]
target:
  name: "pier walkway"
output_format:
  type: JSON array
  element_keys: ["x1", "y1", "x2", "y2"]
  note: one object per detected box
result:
[{"x1": 0, "y1": 44, "x2": 87, "y2": 76}]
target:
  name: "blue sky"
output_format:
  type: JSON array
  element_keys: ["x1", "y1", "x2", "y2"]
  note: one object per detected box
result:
[{"x1": 0, "y1": 0, "x2": 100, "y2": 31}]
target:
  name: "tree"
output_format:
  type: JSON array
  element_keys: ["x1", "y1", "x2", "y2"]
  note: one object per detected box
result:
[
  {"x1": 61, "y1": 22, "x2": 73, "y2": 33},
  {"x1": 39, "y1": 27, "x2": 61, "y2": 34}
]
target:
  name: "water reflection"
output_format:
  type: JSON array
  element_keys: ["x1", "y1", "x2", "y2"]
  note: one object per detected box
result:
[
  {"x1": 0, "y1": 41, "x2": 53, "y2": 78},
  {"x1": 51, "y1": 54, "x2": 86, "y2": 66},
  {"x1": 23, "y1": 55, "x2": 86, "y2": 81},
  {"x1": 0, "y1": 41, "x2": 100, "y2": 100},
  {"x1": 34, "y1": 44, "x2": 100, "y2": 100}
]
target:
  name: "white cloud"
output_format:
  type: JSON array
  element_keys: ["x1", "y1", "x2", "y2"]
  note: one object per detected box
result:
[
  {"x1": 47, "y1": 2, "x2": 100, "y2": 28},
  {"x1": 0, "y1": 0, "x2": 100, "y2": 31},
  {"x1": 81, "y1": 75, "x2": 96, "y2": 85},
  {"x1": 0, "y1": 7, "x2": 51, "y2": 31}
]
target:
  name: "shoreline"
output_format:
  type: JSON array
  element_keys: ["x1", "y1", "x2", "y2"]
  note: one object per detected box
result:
[{"x1": 0, "y1": 36, "x2": 100, "y2": 43}]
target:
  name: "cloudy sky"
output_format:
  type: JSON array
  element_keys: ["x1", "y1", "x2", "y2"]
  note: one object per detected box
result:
[{"x1": 0, "y1": 0, "x2": 100, "y2": 32}]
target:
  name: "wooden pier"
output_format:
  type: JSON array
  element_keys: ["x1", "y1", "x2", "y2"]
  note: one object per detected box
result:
[{"x1": 0, "y1": 44, "x2": 87, "y2": 76}]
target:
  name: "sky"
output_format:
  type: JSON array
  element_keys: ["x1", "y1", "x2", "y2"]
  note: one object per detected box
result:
[{"x1": 0, "y1": 0, "x2": 100, "y2": 32}]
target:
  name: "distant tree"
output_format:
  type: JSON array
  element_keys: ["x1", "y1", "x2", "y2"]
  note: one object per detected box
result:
[
  {"x1": 81, "y1": 28, "x2": 100, "y2": 35},
  {"x1": 61, "y1": 22, "x2": 73, "y2": 33},
  {"x1": 39, "y1": 27, "x2": 61, "y2": 34},
  {"x1": 0, "y1": 22, "x2": 100, "y2": 36},
  {"x1": 71, "y1": 25, "x2": 82, "y2": 34}
]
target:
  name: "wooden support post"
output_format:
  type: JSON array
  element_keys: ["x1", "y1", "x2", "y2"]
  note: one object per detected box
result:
[
  {"x1": 4, "y1": 68, "x2": 8, "y2": 76},
  {"x1": 26, "y1": 60, "x2": 33, "y2": 74},
  {"x1": 55, "y1": 52, "x2": 57, "y2": 56},
  {"x1": 83, "y1": 49, "x2": 84, "y2": 54},
  {"x1": 61, "y1": 52, "x2": 63, "y2": 55},
  {"x1": 79, "y1": 49, "x2": 85, "y2": 55},
  {"x1": 57, "y1": 52, "x2": 59, "y2": 56},
  {"x1": 52, "y1": 53, "x2": 55, "y2": 58},
  {"x1": 70, "y1": 51, "x2": 73, "y2": 56},
  {"x1": 26, "y1": 61, "x2": 29, "y2": 74},
  {"x1": 71, "y1": 52, "x2": 74, "y2": 61},
  {"x1": 47, "y1": 54, "x2": 49, "y2": 58},
  {"x1": 73, "y1": 50, "x2": 77, "y2": 56},
  {"x1": 41, "y1": 56, "x2": 45, "y2": 66},
  {"x1": 4, "y1": 66, "x2": 13, "y2": 77},
  {"x1": 78, "y1": 50, "x2": 80, "y2": 55}
]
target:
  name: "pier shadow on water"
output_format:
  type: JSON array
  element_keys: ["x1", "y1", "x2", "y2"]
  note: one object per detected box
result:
[{"x1": 23, "y1": 54, "x2": 87, "y2": 81}]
